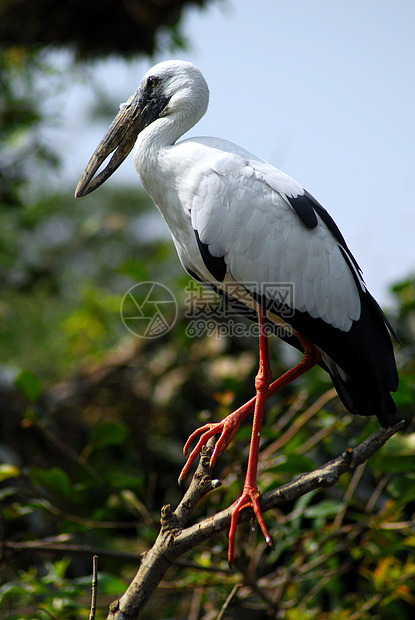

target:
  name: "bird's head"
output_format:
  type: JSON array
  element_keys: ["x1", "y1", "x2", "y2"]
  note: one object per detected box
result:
[{"x1": 75, "y1": 60, "x2": 209, "y2": 198}]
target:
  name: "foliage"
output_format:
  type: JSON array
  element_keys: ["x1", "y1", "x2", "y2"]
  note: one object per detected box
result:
[
  {"x1": 1, "y1": 41, "x2": 415, "y2": 620},
  {"x1": 0, "y1": 47, "x2": 182, "y2": 380},
  {"x1": 0, "y1": 48, "x2": 62, "y2": 207},
  {"x1": 0, "y1": 0, "x2": 214, "y2": 60},
  {"x1": 1, "y1": 316, "x2": 415, "y2": 618}
]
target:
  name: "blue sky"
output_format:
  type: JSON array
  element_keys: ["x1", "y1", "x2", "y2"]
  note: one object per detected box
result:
[{"x1": 59, "y1": 0, "x2": 414, "y2": 305}]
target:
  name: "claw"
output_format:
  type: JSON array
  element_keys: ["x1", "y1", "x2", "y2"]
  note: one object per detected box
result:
[
  {"x1": 182, "y1": 423, "x2": 214, "y2": 458},
  {"x1": 179, "y1": 425, "x2": 218, "y2": 482},
  {"x1": 227, "y1": 486, "x2": 273, "y2": 566},
  {"x1": 179, "y1": 403, "x2": 253, "y2": 482}
]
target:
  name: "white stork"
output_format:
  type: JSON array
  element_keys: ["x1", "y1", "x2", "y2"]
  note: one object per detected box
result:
[{"x1": 75, "y1": 60, "x2": 398, "y2": 563}]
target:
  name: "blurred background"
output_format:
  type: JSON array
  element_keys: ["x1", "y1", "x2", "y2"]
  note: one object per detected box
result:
[{"x1": 1, "y1": 1, "x2": 415, "y2": 618}]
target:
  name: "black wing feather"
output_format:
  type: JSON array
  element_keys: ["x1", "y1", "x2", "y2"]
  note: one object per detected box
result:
[{"x1": 194, "y1": 229, "x2": 227, "y2": 281}]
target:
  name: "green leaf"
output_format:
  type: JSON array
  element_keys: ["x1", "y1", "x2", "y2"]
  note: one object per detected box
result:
[
  {"x1": 0, "y1": 463, "x2": 21, "y2": 482},
  {"x1": 304, "y1": 499, "x2": 340, "y2": 519},
  {"x1": 268, "y1": 454, "x2": 315, "y2": 475},
  {"x1": 74, "y1": 571, "x2": 126, "y2": 595},
  {"x1": 382, "y1": 432, "x2": 415, "y2": 454},
  {"x1": 371, "y1": 433, "x2": 415, "y2": 473},
  {"x1": 31, "y1": 467, "x2": 73, "y2": 498},
  {"x1": 14, "y1": 368, "x2": 42, "y2": 402},
  {"x1": 289, "y1": 490, "x2": 319, "y2": 530},
  {"x1": 106, "y1": 472, "x2": 143, "y2": 491},
  {"x1": 89, "y1": 421, "x2": 129, "y2": 450},
  {"x1": 375, "y1": 455, "x2": 415, "y2": 473},
  {"x1": 0, "y1": 582, "x2": 30, "y2": 605},
  {"x1": 391, "y1": 375, "x2": 415, "y2": 407},
  {"x1": 388, "y1": 474, "x2": 415, "y2": 505}
]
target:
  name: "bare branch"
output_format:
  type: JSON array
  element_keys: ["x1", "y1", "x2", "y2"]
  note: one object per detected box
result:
[{"x1": 103, "y1": 420, "x2": 404, "y2": 619}]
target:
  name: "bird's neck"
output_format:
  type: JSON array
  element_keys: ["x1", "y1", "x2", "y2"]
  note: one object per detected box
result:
[
  {"x1": 133, "y1": 110, "x2": 196, "y2": 196},
  {"x1": 133, "y1": 115, "x2": 178, "y2": 171}
]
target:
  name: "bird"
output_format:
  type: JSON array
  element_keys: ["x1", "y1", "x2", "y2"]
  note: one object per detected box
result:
[{"x1": 75, "y1": 59, "x2": 399, "y2": 564}]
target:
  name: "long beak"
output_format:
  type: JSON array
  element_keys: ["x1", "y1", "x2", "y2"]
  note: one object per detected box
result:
[{"x1": 75, "y1": 90, "x2": 146, "y2": 198}]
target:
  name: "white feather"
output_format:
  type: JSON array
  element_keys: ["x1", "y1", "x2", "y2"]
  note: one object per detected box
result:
[{"x1": 131, "y1": 61, "x2": 362, "y2": 333}]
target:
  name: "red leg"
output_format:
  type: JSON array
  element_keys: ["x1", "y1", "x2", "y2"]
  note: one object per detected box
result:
[
  {"x1": 179, "y1": 328, "x2": 321, "y2": 482},
  {"x1": 227, "y1": 306, "x2": 272, "y2": 564},
  {"x1": 227, "y1": 327, "x2": 321, "y2": 564}
]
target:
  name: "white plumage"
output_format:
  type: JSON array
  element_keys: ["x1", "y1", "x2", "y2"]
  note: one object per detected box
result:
[
  {"x1": 125, "y1": 64, "x2": 358, "y2": 335},
  {"x1": 75, "y1": 59, "x2": 398, "y2": 562},
  {"x1": 76, "y1": 59, "x2": 397, "y2": 419}
]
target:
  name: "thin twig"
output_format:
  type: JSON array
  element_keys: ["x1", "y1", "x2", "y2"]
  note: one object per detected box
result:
[
  {"x1": 261, "y1": 388, "x2": 337, "y2": 459},
  {"x1": 365, "y1": 474, "x2": 390, "y2": 513},
  {"x1": 333, "y1": 461, "x2": 366, "y2": 529},
  {"x1": 89, "y1": 555, "x2": 98, "y2": 620},
  {"x1": 216, "y1": 583, "x2": 241, "y2": 620},
  {"x1": 188, "y1": 586, "x2": 203, "y2": 620},
  {"x1": 31, "y1": 419, "x2": 100, "y2": 480}
]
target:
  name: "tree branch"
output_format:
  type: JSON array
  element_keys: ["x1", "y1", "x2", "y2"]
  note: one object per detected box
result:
[{"x1": 106, "y1": 420, "x2": 405, "y2": 620}]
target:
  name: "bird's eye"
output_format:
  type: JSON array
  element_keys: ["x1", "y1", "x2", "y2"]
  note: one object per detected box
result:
[{"x1": 148, "y1": 76, "x2": 159, "y2": 90}]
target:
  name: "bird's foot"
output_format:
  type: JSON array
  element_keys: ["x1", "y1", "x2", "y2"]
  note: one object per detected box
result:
[
  {"x1": 227, "y1": 484, "x2": 273, "y2": 566},
  {"x1": 179, "y1": 404, "x2": 252, "y2": 483}
]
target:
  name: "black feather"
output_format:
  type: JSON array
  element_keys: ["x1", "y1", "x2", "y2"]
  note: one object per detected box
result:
[
  {"x1": 194, "y1": 229, "x2": 227, "y2": 281},
  {"x1": 286, "y1": 192, "x2": 318, "y2": 229}
]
